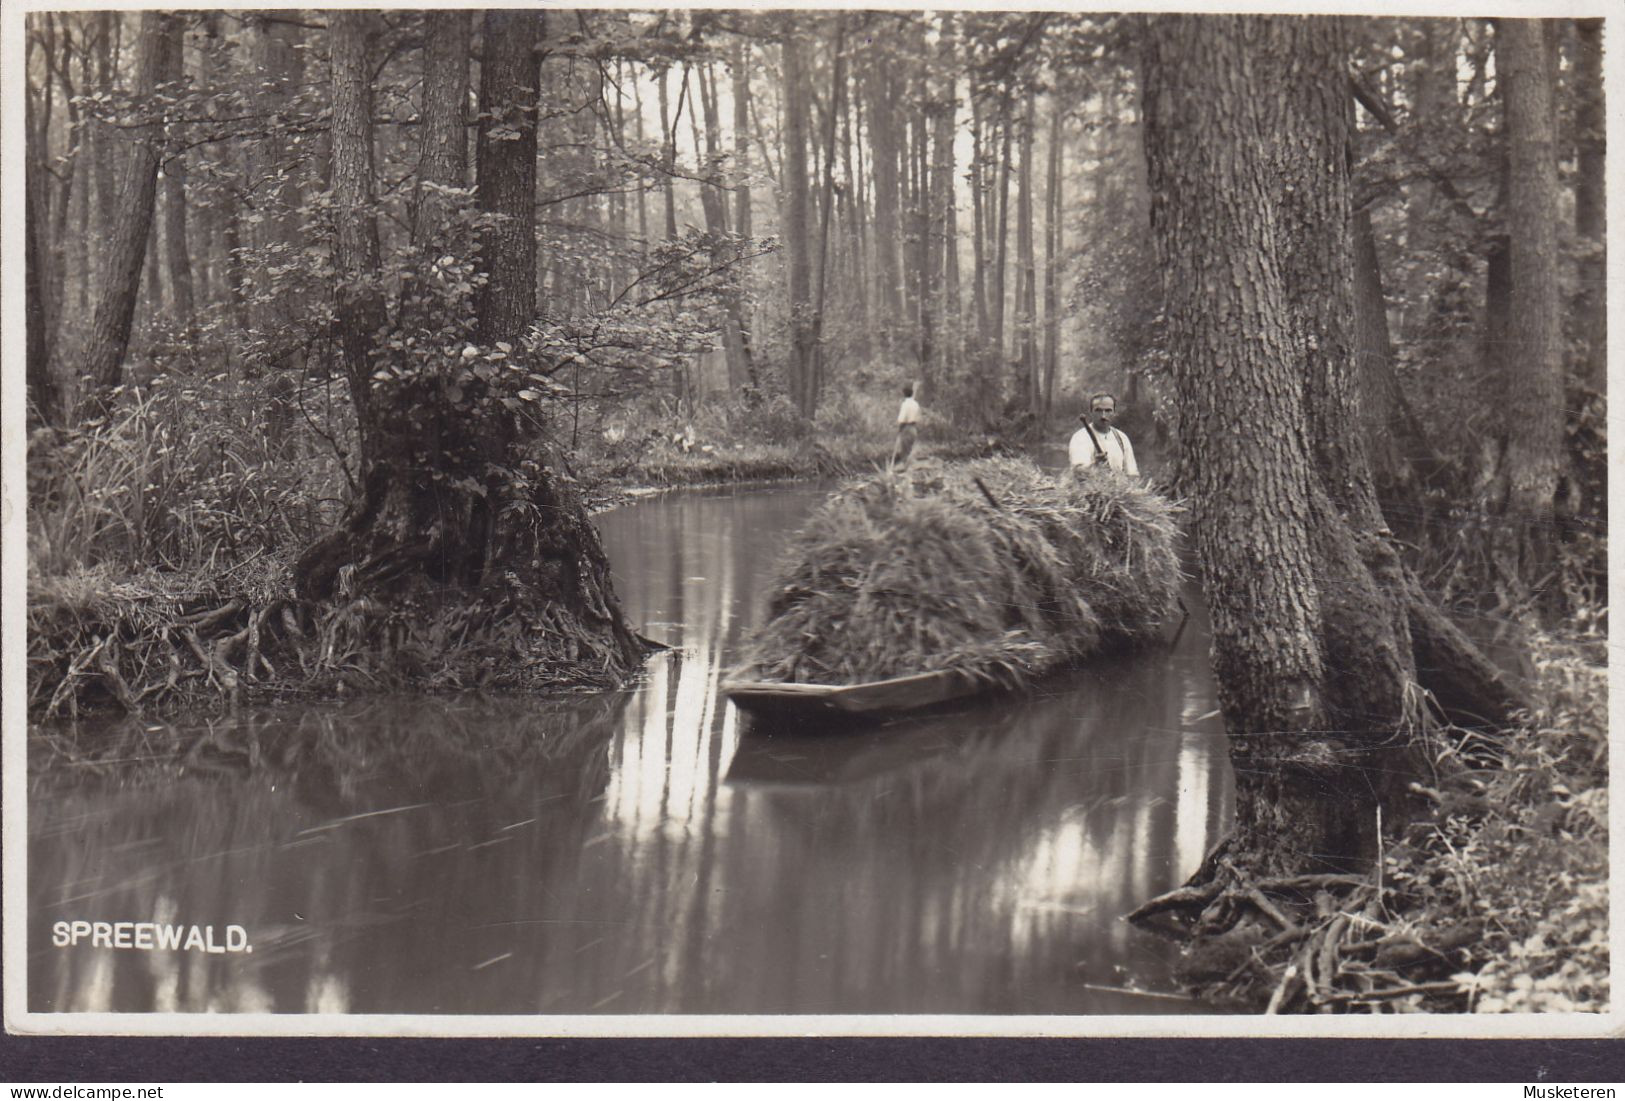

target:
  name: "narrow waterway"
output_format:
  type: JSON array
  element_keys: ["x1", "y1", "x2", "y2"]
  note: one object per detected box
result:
[{"x1": 28, "y1": 482, "x2": 1233, "y2": 1016}]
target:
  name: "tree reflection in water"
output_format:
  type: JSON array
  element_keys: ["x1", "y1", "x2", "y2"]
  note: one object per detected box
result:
[{"x1": 28, "y1": 484, "x2": 1231, "y2": 1016}]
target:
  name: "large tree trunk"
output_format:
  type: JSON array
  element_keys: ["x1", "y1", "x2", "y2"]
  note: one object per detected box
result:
[
  {"x1": 76, "y1": 12, "x2": 176, "y2": 422},
  {"x1": 1142, "y1": 14, "x2": 1519, "y2": 882}
]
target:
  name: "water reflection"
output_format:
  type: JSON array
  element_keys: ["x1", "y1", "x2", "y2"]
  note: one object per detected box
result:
[{"x1": 29, "y1": 483, "x2": 1232, "y2": 1016}]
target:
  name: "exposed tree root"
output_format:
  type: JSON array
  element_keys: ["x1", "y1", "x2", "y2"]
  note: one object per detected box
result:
[
  {"x1": 29, "y1": 574, "x2": 648, "y2": 720},
  {"x1": 1129, "y1": 841, "x2": 1481, "y2": 1013}
]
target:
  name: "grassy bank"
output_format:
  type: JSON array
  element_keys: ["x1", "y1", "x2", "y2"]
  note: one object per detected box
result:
[{"x1": 25, "y1": 384, "x2": 1013, "y2": 719}]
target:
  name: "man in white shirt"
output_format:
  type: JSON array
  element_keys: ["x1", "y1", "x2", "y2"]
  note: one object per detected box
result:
[
  {"x1": 1068, "y1": 391, "x2": 1138, "y2": 477},
  {"x1": 892, "y1": 381, "x2": 922, "y2": 469}
]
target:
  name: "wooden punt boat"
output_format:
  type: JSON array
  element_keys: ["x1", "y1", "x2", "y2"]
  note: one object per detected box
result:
[{"x1": 720, "y1": 666, "x2": 982, "y2": 721}]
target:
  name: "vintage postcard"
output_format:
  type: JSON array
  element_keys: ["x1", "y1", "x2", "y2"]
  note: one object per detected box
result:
[{"x1": 3, "y1": 0, "x2": 1617, "y2": 1041}]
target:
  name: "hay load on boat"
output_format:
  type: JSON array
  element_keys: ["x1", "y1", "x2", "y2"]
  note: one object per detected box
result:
[{"x1": 723, "y1": 457, "x2": 1183, "y2": 719}]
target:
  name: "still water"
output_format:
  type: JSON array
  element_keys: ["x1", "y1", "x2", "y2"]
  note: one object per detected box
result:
[{"x1": 28, "y1": 483, "x2": 1233, "y2": 1016}]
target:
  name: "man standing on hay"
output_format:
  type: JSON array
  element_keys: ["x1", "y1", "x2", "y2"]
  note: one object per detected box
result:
[
  {"x1": 1069, "y1": 392, "x2": 1138, "y2": 477},
  {"x1": 892, "y1": 381, "x2": 923, "y2": 470}
]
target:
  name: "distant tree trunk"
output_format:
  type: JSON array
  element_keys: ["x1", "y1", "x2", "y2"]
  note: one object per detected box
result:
[
  {"x1": 657, "y1": 65, "x2": 678, "y2": 240},
  {"x1": 141, "y1": 202, "x2": 164, "y2": 324},
  {"x1": 991, "y1": 99, "x2": 1013, "y2": 382},
  {"x1": 36, "y1": 15, "x2": 77, "y2": 357},
  {"x1": 1572, "y1": 18, "x2": 1604, "y2": 394},
  {"x1": 1016, "y1": 88, "x2": 1040, "y2": 415},
  {"x1": 26, "y1": 140, "x2": 62, "y2": 427},
  {"x1": 76, "y1": 12, "x2": 176, "y2": 422},
  {"x1": 67, "y1": 28, "x2": 93, "y2": 323},
  {"x1": 633, "y1": 70, "x2": 650, "y2": 254},
  {"x1": 1142, "y1": 14, "x2": 1522, "y2": 884},
  {"x1": 1353, "y1": 206, "x2": 1427, "y2": 512},
  {"x1": 88, "y1": 13, "x2": 117, "y2": 295},
  {"x1": 782, "y1": 28, "x2": 816, "y2": 417},
  {"x1": 807, "y1": 18, "x2": 846, "y2": 411},
  {"x1": 839, "y1": 58, "x2": 867, "y2": 354},
  {"x1": 970, "y1": 95, "x2": 989, "y2": 357},
  {"x1": 868, "y1": 60, "x2": 901, "y2": 353},
  {"x1": 1041, "y1": 97, "x2": 1062, "y2": 415},
  {"x1": 922, "y1": 13, "x2": 957, "y2": 389},
  {"x1": 1492, "y1": 18, "x2": 1564, "y2": 597},
  {"x1": 694, "y1": 59, "x2": 752, "y2": 392},
  {"x1": 732, "y1": 41, "x2": 753, "y2": 242},
  {"x1": 154, "y1": 19, "x2": 192, "y2": 334},
  {"x1": 1401, "y1": 18, "x2": 1459, "y2": 340},
  {"x1": 162, "y1": 158, "x2": 194, "y2": 332}
]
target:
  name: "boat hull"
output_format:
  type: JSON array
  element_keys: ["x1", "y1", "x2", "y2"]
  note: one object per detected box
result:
[{"x1": 720, "y1": 668, "x2": 981, "y2": 721}]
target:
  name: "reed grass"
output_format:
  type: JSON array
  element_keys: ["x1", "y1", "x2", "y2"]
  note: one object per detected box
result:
[{"x1": 744, "y1": 457, "x2": 1183, "y2": 687}]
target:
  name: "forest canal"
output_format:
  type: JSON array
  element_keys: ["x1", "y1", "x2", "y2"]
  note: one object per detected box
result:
[{"x1": 28, "y1": 483, "x2": 1233, "y2": 1016}]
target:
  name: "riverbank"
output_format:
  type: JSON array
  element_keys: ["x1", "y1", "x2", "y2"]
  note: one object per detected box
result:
[
  {"x1": 1154, "y1": 628, "x2": 1608, "y2": 1014},
  {"x1": 26, "y1": 428, "x2": 1008, "y2": 720},
  {"x1": 584, "y1": 427, "x2": 1008, "y2": 506}
]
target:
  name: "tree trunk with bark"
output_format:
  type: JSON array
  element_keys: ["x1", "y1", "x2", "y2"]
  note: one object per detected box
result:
[
  {"x1": 808, "y1": 17, "x2": 846, "y2": 408},
  {"x1": 1572, "y1": 18, "x2": 1604, "y2": 395},
  {"x1": 294, "y1": 10, "x2": 644, "y2": 687},
  {"x1": 923, "y1": 14, "x2": 958, "y2": 390},
  {"x1": 1492, "y1": 18, "x2": 1564, "y2": 599},
  {"x1": 991, "y1": 98, "x2": 1013, "y2": 385},
  {"x1": 657, "y1": 65, "x2": 678, "y2": 241},
  {"x1": 1041, "y1": 96, "x2": 1063, "y2": 415},
  {"x1": 782, "y1": 27, "x2": 817, "y2": 417},
  {"x1": 1141, "y1": 14, "x2": 1523, "y2": 886},
  {"x1": 695, "y1": 58, "x2": 753, "y2": 392},
  {"x1": 1016, "y1": 88, "x2": 1039, "y2": 415},
  {"x1": 26, "y1": 135, "x2": 62, "y2": 427},
  {"x1": 414, "y1": 9, "x2": 471, "y2": 246},
  {"x1": 76, "y1": 12, "x2": 176, "y2": 422},
  {"x1": 868, "y1": 58, "x2": 902, "y2": 354}
]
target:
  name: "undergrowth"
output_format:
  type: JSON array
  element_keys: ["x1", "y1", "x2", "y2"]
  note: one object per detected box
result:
[{"x1": 1143, "y1": 627, "x2": 1609, "y2": 1014}]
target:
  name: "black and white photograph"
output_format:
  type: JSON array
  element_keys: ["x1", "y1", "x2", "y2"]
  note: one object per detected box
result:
[{"x1": 3, "y1": 0, "x2": 1614, "y2": 1036}]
